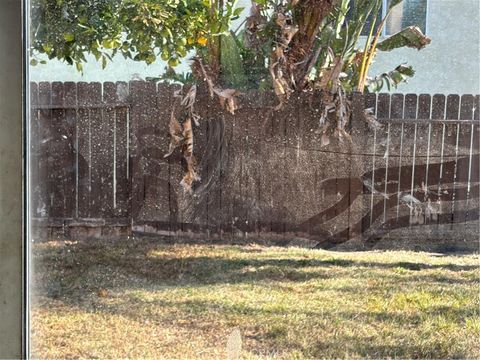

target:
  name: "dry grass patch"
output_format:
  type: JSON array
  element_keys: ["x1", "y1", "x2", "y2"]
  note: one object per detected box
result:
[{"x1": 31, "y1": 238, "x2": 480, "y2": 359}]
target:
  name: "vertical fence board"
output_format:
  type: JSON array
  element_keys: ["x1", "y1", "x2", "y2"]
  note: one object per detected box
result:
[
  {"x1": 150, "y1": 83, "x2": 169, "y2": 227},
  {"x1": 38, "y1": 82, "x2": 52, "y2": 217},
  {"x1": 99, "y1": 82, "x2": 117, "y2": 219},
  {"x1": 457, "y1": 95, "x2": 476, "y2": 223},
  {"x1": 404, "y1": 94, "x2": 418, "y2": 119},
  {"x1": 87, "y1": 82, "x2": 103, "y2": 219},
  {"x1": 129, "y1": 81, "x2": 147, "y2": 224},
  {"x1": 377, "y1": 94, "x2": 390, "y2": 119},
  {"x1": 230, "y1": 104, "x2": 246, "y2": 235},
  {"x1": 130, "y1": 80, "x2": 170, "y2": 229},
  {"x1": 30, "y1": 83, "x2": 40, "y2": 218},
  {"x1": 76, "y1": 82, "x2": 92, "y2": 218},
  {"x1": 390, "y1": 93, "x2": 404, "y2": 119},
  {"x1": 446, "y1": 95, "x2": 460, "y2": 120},
  {"x1": 88, "y1": 83, "x2": 107, "y2": 218},
  {"x1": 220, "y1": 110, "x2": 234, "y2": 236},
  {"x1": 286, "y1": 94, "x2": 310, "y2": 236},
  {"x1": 166, "y1": 85, "x2": 183, "y2": 233},
  {"x1": 50, "y1": 82, "x2": 75, "y2": 219},
  {"x1": 418, "y1": 94, "x2": 431, "y2": 119},
  {"x1": 474, "y1": 96, "x2": 480, "y2": 120},
  {"x1": 63, "y1": 82, "x2": 77, "y2": 219},
  {"x1": 431, "y1": 94, "x2": 446, "y2": 120},
  {"x1": 192, "y1": 90, "x2": 210, "y2": 234},
  {"x1": 49, "y1": 82, "x2": 65, "y2": 218},
  {"x1": 208, "y1": 113, "x2": 227, "y2": 237},
  {"x1": 345, "y1": 93, "x2": 365, "y2": 240},
  {"x1": 113, "y1": 82, "x2": 130, "y2": 218},
  {"x1": 444, "y1": 95, "x2": 461, "y2": 224}
]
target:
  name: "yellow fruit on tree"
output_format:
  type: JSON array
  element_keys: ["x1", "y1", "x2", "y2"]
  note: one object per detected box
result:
[{"x1": 197, "y1": 36, "x2": 208, "y2": 46}]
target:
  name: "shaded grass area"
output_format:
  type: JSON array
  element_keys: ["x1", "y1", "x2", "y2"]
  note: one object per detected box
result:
[{"x1": 31, "y1": 238, "x2": 480, "y2": 359}]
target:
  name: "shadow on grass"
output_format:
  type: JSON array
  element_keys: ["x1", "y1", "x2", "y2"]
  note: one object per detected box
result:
[
  {"x1": 32, "y1": 238, "x2": 479, "y2": 300},
  {"x1": 32, "y1": 239, "x2": 479, "y2": 359}
]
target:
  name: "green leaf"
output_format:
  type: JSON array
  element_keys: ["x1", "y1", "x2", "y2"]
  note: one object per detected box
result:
[
  {"x1": 367, "y1": 64, "x2": 415, "y2": 92},
  {"x1": 102, "y1": 39, "x2": 114, "y2": 49},
  {"x1": 220, "y1": 33, "x2": 248, "y2": 88},
  {"x1": 30, "y1": 59, "x2": 38, "y2": 66},
  {"x1": 377, "y1": 26, "x2": 431, "y2": 52},
  {"x1": 42, "y1": 44, "x2": 52, "y2": 55},
  {"x1": 63, "y1": 33, "x2": 75, "y2": 42}
]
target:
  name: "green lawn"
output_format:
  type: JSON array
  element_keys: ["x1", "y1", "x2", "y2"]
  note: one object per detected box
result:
[{"x1": 31, "y1": 238, "x2": 480, "y2": 359}]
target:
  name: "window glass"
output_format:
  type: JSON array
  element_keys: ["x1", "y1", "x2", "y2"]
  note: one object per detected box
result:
[
  {"x1": 357, "y1": 0, "x2": 427, "y2": 36},
  {"x1": 386, "y1": 0, "x2": 427, "y2": 35}
]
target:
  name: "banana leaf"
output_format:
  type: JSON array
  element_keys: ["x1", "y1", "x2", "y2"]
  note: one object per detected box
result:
[
  {"x1": 377, "y1": 26, "x2": 431, "y2": 52},
  {"x1": 220, "y1": 33, "x2": 248, "y2": 88},
  {"x1": 366, "y1": 64, "x2": 414, "y2": 92}
]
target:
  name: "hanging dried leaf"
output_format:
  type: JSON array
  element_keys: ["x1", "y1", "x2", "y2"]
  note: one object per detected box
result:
[
  {"x1": 364, "y1": 108, "x2": 383, "y2": 130},
  {"x1": 164, "y1": 112, "x2": 183, "y2": 158},
  {"x1": 180, "y1": 117, "x2": 200, "y2": 192},
  {"x1": 182, "y1": 117, "x2": 193, "y2": 157},
  {"x1": 320, "y1": 131, "x2": 330, "y2": 147},
  {"x1": 377, "y1": 26, "x2": 431, "y2": 52},
  {"x1": 181, "y1": 84, "x2": 197, "y2": 109},
  {"x1": 180, "y1": 154, "x2": 200, "y2": 192},
  {"x1": 318, "y1": 56, "x2": 344, "y2": 93},
  {"x1": 213, "y1": 88, "x2": 241, "y2": 114},
  {"x1": 164, "y1": 85, "x2": 202, "y2": 192}
]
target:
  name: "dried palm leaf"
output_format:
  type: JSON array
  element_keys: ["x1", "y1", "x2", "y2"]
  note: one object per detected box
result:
[
  {"x1": 364, "y1": 107, "x2": 383, "y2": 130},
  {"x1": 164, "y1": 111, "x2": 183, "y2": 158}
]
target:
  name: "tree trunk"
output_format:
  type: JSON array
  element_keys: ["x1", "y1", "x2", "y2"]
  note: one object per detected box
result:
[{"x1": 287, "y1": 0, "x2": 338, "y2": 89}]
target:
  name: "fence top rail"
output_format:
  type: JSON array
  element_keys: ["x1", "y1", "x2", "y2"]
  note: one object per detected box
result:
[
  {"x1": 379, "y1": 118, "x2": 480, "y2": 125},
  {"x1": 31, "y1": 103, "x2": 130, "y2": 110}
]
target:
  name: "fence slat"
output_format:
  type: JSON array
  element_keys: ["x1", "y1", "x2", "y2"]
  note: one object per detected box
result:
[
  {"x1": 30, "y1": 83, "x2": 40, "y2": 218},
  {"x1": 130, "y1": 80, "x2": 170, "y2": 228},
  {"x1": 446, "y1": 94, "x2": 460, "y2": 120},
  {"x1": 63, "y1": 82, "x2": 77, "y2": 219},
  {"x1": 283, "y1": 94, "x2": 302, "y2": 236},
  {"x1": 377, "y1": 93, "x2": 390, "y2": 118},
  {"x1": 76, "y1": 82, "x2": 93, "y2": 218},
  {"x1": 114, "y1": 82, "x2": 130, "y2": 218},
  {"x1": 390, "y1": 93, "x2": 404, "y2": 119},
  {"x1": 475, "y1": 96, "x2": 480, "y2": 120},
  {"x1": 431, "y1": 94, "x2": 446, "y2": 120},
  {"x1": 96, "y1": 82, "x2": 116, "y2": 219},
  {"x1": 154, "y1": 83, "x2": 173, "y2": 228},
  {"x1": 457, "y1": 95, "x2": 476, "y2": 223},
  {"x1": 50, "y1": 82, "x2": 64, "y2": 218},
  {"x1": 404, "y1": 94, "x2": 418, "y2": 119},
  {"x1": 38, "y1": 82, "x2": 52, "y2": 218},
  {"x1": 48, "y1": 82, "x2": 75, "y2": 218},
  {"x1": 418, "y1": 94, "x2": 431, "y2": 119}
]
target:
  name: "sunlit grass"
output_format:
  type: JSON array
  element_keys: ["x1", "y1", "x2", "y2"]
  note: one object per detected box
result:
[{"x1": 31, "y1": 239, "x2": 480, "y2": 359}]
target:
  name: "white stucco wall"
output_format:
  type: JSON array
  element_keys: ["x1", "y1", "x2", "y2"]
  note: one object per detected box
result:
[
  {"x1": 369, "y1": 0, "x2": 480, "y2": 95},
  {"x1": 30, "y1": 0, "x2": 479, "y2": 95}
]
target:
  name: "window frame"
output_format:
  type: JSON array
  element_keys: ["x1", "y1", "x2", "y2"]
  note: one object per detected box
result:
[{"x1": 381, "y1": 0, "x2": 429, "y2": 37}]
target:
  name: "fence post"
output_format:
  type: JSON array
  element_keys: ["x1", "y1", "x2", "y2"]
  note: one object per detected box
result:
[{"x1": 348, "y1": 92, "x2": 366, "y2": 241}]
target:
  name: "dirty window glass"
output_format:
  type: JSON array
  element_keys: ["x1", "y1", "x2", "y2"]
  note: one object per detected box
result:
[{"x1": 28, "y1": 0, "x2": 479, "y2": 359}]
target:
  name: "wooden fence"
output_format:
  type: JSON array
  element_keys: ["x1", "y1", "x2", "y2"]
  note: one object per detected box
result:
[{"x1": 30, "y1": 81, "x2": 480, "y2": 250}]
